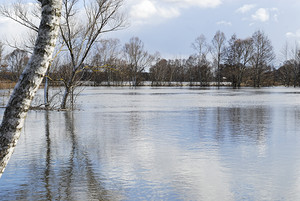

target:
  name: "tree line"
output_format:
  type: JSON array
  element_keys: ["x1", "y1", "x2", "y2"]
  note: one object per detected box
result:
[
  {"x1": 1, "y1": 30, "x2": 300, "y2": 90},
  {"x1": 1, "y1": 0, "x2": 300, "y2": 112}
]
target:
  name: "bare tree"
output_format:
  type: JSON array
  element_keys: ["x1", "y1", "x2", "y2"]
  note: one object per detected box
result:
[
  {"x1": 211, "y1": 30, "x2": 226, "y2": 88},
  {"x1": 0, "y1": 42, "x2": 4, "y2": 64},
  {"x1": 0, "y1": 1, "x2": 58, "y2": 108},
  {"x1": 192, "y1": 34, "x2": 210, "y2": 63},
  {"x1": 0, "y1": 42, "x2": 9, "y2": 80},
  {"x1": 0, "y1": 1, "x2": 41, "y2": 32},
  {"x1": 59, "y1": 0, "x2": 126, "y2": 109},
  {"x1": 0, "y1": 0, "x2": 62, "y2": 177},
  {"x1": 0, "y1": 42, "x2": 6, "y2": 74},
  {"x1": 150, "y1": 58, "x2": 168, "y2": 86},
  {"x1": 5, "y1": 49, "x2": 29, "y2": 81},
  {"x1": 91, "y1": 38, "x2": 121, "y2": 86},
  {"x1": 285, "y1": 44, "x2": 300, "y2": 87},
  {"x1": 192, "y1": 34, "x2": 211, "y2": 86},
  {"x1": 225, "y1": 34, "x2": 253, "y2": 88},
  {"x1": 250, "y1": 30, "x2": 275, "y2": 87},
  {"x1": 1, "y1": 0, "x2": 126, "y2": 109},
  {"x1": 0, "y1": 1, "x2": 41, "y2": 52},
  {"x1": 123, "y1": 37, "x2": 154, "y2": 87},
  {"x1": 278, "y1": 61, "x2": 294, "y2": 86}
]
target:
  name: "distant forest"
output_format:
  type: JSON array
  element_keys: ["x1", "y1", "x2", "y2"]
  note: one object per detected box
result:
[{"x1": 0, "y1": 30, "x2": 299, "y2": 88}]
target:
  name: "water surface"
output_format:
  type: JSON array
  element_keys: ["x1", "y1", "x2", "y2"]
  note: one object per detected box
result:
[{"x1": 1, "y1": 87, "x2": 300, "y2": 200}]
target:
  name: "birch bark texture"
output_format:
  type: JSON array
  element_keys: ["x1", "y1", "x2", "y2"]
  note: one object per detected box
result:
[{"x1": 0, "y1": 0, "x2": 62, "y2": 177}]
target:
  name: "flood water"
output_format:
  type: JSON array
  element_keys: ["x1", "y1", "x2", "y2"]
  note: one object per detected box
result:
[{"x1": 1, "y1": 87, "x2": 300, "y2": 200}]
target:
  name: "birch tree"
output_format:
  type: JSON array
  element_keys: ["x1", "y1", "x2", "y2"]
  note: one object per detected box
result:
[
  {"x1": 0, "y1": 0, "x2": 62, "y2": 177},
  {"x1": 0, "y1": 1, "x2": 57, "y2": 108},
  {"x1": 1, "y1": 0, "x2": 126, "y2": 109}
]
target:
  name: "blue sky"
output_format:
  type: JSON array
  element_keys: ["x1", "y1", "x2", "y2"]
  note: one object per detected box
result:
[
  {"x1": 110, "y1": 0, "x2": 300, "y2": 65},
  {"x1": 1, "y1": 0, "x2": 300, "y2": 66}
]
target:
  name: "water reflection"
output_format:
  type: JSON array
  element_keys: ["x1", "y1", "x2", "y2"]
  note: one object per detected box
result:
[
  {"x1": 44, "y1": 111, "x2": 52, "y2": 200},
  {"x1": 1, "y1": 87, "x2": 300, "y2": 200},
  {"x1": 0, "y1": 111, "x2": 119, "y2": 201},
  {"x1": 197, "y1": 106, "x2": 270, "y2": 146},
  {"x1": 82, "y1": 111, "x2": 234, "y2": 200},
  {"x1": 57, "y1": 112, "x2": 115, "y2": 200}
]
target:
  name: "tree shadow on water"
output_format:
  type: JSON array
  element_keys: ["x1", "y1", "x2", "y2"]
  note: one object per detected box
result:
[
  {"x1": 0, "y1": 111, "x2": 119, "y2": 201},
  {"x1": 57, "y1": 112, "x2": 115, "y2": 201}
]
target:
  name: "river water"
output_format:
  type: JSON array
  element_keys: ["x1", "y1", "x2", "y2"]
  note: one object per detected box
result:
[{"x1": 1, "y1": 87, "x2": 300, "y2": 200}]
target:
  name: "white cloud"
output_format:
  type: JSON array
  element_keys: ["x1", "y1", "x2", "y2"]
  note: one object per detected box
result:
[
  {"x1": 128, "y1": 0, "x2": 222, "y2": 24},
  {"x1": 236, "y1": 4, "x2": 256, "y2": 13},
  {"x1": 129, "y1": 0, "x2": 181, "y2": 25},
  {"x1": 252, "y1": 8, "x2": 270, "y2": 22},
  {"x1": 130, "y1": 0, "x2": 157, "y2": 19},
  {"x1": 158, "y1": 7, "x2": 181, "y2": 19},
  {"x1": 270, "y1": 7, "x2": 279, "y2": 12},
  {"x1": 249, "y1": 7, "x2": 279, "y2": 23},
  {"x1": 162, "y1": 0, "x2": 222, "y2": 8},
  {"x1": 285, "y1": 30, "x2": 300, "y2": 49},
  {"x1": 286, "y1": 30, "x2": 300, "y2": 38},
  {"x1": 217, "y1": 20, "x2": 232, "y2": 26},
  {"x1": 286, "y1": 32, "x2": 295, "y2": 38},
  {"x1": 179, "y1": 0, "x2": 221, "y2": 8}
]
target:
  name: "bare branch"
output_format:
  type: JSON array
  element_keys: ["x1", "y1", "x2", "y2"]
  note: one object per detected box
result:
[{"x1": 0, "y1": 1, "x2": 40, "y2": 32}]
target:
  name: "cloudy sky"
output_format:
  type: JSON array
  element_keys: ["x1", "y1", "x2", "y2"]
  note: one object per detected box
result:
[
  {"x1": 114, "y1": 0, "x2": 300, "y2": 65},
  {"x1": 1, "y1": 0, "x2": 300, "y2": 65}
]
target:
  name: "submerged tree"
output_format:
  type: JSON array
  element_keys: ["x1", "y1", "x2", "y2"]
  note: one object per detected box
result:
[
  {"x1": 0, "y1": 1, "x2": 59, "y2": 108},
  {"x1": 123, "y1": 37, "x2": 154, "y2": 87},
  {"x1": 91, "y1": 38, "x2": 121, "y2": 86},
  {"x1": 59, "y1": 0, "x2": 126, "y2": 109},
  {"x1": 1, "y1": 0, "x2": 126, "y2": 109},
  {"x1": 225, "y1": 34, "x2": 253, "y2": 88},
  {"x1": 0, "y1": 0, "x2": 62, "y2": 177},
  {"x1": 211, "y1": 31, "x2": 226, "y2": 88},
  {"x1": 250, "y1": 30, "x2": 275, "y2": 87},
  {"x1": 191, "y1": 34, "x2": 211, "y2": 86}
]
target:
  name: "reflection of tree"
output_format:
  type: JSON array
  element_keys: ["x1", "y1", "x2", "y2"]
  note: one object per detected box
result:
[
  {"x1": 215, "y1": 107, "x2": 225, "y2": 141},
  {"x1": 58, "y1": 112, "x2": 111, "y2": 200},
  {"x1": 206, "y1": 107, "x2": 270, "y2": 144},
  {"x1": 57, "y1": 112, "x2": 75, "y2": 200},
  {"x1": 228, "y1": 107, "x2": 269, "y2": 143},
  {"x1": 1, "y1": 111, "x2": 115, "y2": 200},
  {"x1": 129, "y1": 111, "x2": 141, "y2": 138},
  {"x1": 44, "y1": 110, "x2": 52, "y2": 200}
]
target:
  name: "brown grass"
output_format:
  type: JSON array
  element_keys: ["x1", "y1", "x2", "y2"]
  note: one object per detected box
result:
[{"x1": 0, "y1": 81, "x2": 16, "y2": 89}]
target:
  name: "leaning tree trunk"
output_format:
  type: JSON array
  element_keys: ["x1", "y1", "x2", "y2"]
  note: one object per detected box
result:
[{"x1": 0, "y1": 0, "x2": 62, "y2": 177}]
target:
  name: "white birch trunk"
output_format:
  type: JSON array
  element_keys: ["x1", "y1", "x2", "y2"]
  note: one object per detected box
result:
[{"x1": 0, "y1": 0, "x2": 62, "y2": 177}]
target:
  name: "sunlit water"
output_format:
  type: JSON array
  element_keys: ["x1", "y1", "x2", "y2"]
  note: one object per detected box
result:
[{"x1": 1, "y1": 87, "x2": 300, "y2": 200}]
